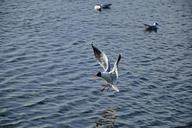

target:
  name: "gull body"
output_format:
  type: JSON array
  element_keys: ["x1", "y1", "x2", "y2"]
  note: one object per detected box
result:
[
  {"x1": 91, "y1": 43, "x2": 121, "y2": 92},
  {"x1": 94, "y1": 4, "x2": 102, "y2": 11},
  {"x1": 94, "y1": 4, "x2": 112, "y2": 11},
  {"x1": 144, "y1": 22, "x2": 159, "y2": 32}
]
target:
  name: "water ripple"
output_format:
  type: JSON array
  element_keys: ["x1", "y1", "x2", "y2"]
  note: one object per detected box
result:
[{"x1": 1, "y1": 0, "x2": 192, "y2": 127}]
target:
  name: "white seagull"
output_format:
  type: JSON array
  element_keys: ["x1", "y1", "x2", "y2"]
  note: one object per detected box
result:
[
  {"x1": 94, "y1": 4, "x2": 112, "y2": 11},
  {"x1": 91, "y1": 43, "x2": 121, "y2": 92},
  {"x1": 144, "y1": 22, "x2": 159, "y2": 32},
  {"x1": 94, "y1": 4, "x2": 102, "y2": 11}
]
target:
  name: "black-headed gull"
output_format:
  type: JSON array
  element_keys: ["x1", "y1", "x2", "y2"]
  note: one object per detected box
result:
[
  {"x1": 91, "y1": 43, "x2": 121, "y2": 92},
  {"x1": 144, "y1": 22, "x2": 159, "y2": 32},
  {"x1": 94, "y1": 4, "x2": 112, "y2": 11},
  {"x1": 94, "y1": 4, "x2": 102, "y2": 11}
]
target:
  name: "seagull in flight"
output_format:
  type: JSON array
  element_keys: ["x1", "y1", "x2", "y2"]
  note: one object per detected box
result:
[
  {"x1": 144, "y1": 22, "x2": 159, "y2": 32},
  {"x1": 91, "y1": 43, "x2": 121, "y2": 92}
]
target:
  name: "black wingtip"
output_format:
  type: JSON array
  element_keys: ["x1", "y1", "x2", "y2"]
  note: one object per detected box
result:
[
  {"x1": 115, "y1": 54, "x2": 121, "y2": 66},
  {"x1": 118, "y1": 54, "x2": 121, "y2": 62},
  {"x1": 91, "y1": 43, "x2": 97, "y2": 52},
  {"x1": 91, "y1": 42, "x2": 94, "y2": 48},
  {"x1": 91, "y1": 42, "x2": 95, "y2": 48}
]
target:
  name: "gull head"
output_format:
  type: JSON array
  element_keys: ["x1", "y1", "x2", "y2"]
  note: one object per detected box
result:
[
  {"x1": 95, "y1": 4, "x2": 102, "y2": 11},
  {"x1": 153, "y1": 22, "x2": 159, "y2": 26},
  {"x1": 96, "y1": 72, "x2": 102, "y2": 77}
]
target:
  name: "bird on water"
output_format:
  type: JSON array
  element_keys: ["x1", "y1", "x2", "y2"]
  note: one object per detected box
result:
[
  {"x1": 144, "y1": 22, "x2": 159, "y2": 32},
  {"x1": 94, "y1": 3, "x2": 112, "y2": 11}
]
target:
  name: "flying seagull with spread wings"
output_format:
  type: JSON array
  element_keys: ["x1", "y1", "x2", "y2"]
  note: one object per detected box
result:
[{"x1": 91, "y1": 43, "x2": 121, "y2": 92}]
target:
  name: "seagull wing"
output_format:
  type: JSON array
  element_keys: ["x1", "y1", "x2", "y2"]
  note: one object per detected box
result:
[
  {"x1": 110, "y1": 54, "x2": 121, "y2": 78},
  {"x1": 144, "y1": 24, "x2": 150, "y2": 27},
  {"x1": 91, "y1": 43, "x2": 110, "y2": 72}
]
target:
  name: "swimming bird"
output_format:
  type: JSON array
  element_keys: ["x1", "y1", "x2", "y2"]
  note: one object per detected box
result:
[
  {"x1": 94, "y1": 4, "x2": 112, "y2": 11},
  {"x1": 144, "y1": 22, "x2": 159, "y2": 32},
  {"x1": 95, "y1": 4, "x2": 102, "y2": 11},
  {"x1": 91, "y1": 43, "x2": 121, "y2": 92}
]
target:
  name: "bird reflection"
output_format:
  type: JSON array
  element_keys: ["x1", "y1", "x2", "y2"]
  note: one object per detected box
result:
[{"x1": 95, "y1": 108, "x2": 117, "y2": 128}]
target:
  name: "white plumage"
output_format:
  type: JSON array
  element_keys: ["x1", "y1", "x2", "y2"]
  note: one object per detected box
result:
[{"x1": 91, "y1": 43, "x2": 121, "y2": 92}]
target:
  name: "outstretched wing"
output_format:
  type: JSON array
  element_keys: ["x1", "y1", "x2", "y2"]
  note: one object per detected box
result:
[
  {"x1": 91, "y1": 43, "x2": 110, "y2": 72},
  {"x1": 110, "y1": 54, "x2": 121, "y2": 79}
]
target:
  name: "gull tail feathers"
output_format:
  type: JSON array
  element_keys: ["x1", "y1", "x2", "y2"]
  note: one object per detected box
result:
[
  {"x1": 110, "y1": 54, "x2": 121, "y2": 78},
  {"x1": 111, "y1": 84, "x2": 119, "y2": 92}
]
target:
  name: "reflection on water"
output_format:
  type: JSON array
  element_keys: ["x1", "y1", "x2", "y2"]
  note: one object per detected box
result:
[{"x1": 96, "y1": 108, "x2": 117, "y2": 128}]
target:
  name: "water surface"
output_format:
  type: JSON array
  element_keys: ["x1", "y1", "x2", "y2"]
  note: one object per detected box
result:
[{"x1": 0, "y1": 0, "x2": 192, "y2": 127}]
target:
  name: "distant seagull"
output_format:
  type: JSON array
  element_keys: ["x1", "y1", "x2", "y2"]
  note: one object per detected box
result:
[
  {"x1": 94, "y1": 4, "x2": 112, "y2": 11},
  {"x1": 91, "y1": 43, "x2": 121, "y2": 92},
  {"x1": 95, "y1": 4, "x2": 102, "y2": 11},
  {"x1": 144, "y1": 22, "x2": 159, "y2": 32}
]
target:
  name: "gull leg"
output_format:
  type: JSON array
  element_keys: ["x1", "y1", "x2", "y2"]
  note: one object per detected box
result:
[
  {"x1": 107, "y1": 86, "x2": 110, "y2": 91},
  {"x1": 102, "y1": 84, "x2": 111, "y2": 92},
  {"x1": 101, "y1": 86, "x2": 106, "y2": 92},
  {"x1": 101, "y1": 84, "x2": 107, "y2": 92},
  {"x1": 106, "y1": 85, "x2": 110, "y2": 91},
  {"x1": 101, "y1": 84, "x2": 111, "y2": 92}
]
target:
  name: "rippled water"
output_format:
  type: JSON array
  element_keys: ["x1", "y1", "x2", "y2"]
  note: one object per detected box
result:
[{"x1": 0, "y1": 0, "x2": 192, "y2": 127}]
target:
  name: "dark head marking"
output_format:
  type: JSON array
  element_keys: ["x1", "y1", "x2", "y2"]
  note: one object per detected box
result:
[
  {"x1": 96, "y1": 72, "x2": 101, "y2": 77},
  {"x1": 154, "y1": 22, "x2": 159, "y2": 26}
]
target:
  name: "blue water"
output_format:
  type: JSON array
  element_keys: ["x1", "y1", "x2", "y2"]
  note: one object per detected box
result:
[{"x1": 0, "y1": 0, "x2": 192, "y2": 127}]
